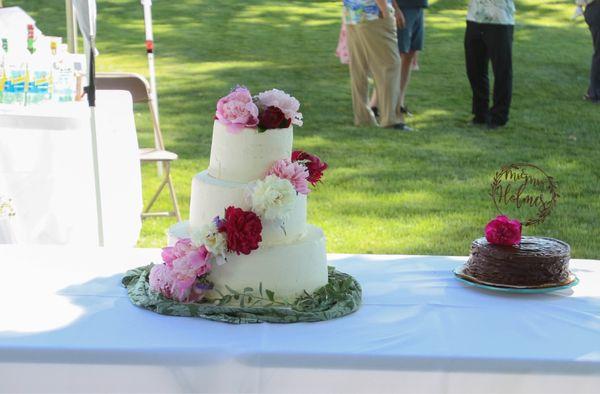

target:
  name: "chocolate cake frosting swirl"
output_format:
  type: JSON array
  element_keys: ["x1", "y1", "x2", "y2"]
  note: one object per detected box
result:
[{"x1": 463, "y1": 236, "x2": 571, "y2": 287}]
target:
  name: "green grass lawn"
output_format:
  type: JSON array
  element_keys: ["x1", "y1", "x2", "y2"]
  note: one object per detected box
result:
[{"x1": 15, "y1": 0, "x2": 600, "y2": 257}]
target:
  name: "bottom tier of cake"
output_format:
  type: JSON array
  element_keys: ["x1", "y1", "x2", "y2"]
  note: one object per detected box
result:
[{"x1": 168, "y1": 222, "x2": 329, "y2": 301}]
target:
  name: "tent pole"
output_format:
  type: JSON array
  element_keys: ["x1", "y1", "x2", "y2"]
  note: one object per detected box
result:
[
  {"x1": 142, "y1": 0, "x2": 159, "y2": 122},
  {"x1": 142, "y1": 0, "x2": 163, "y2": 176},
  {"x1": 88, "y1": 36, "x2": 104, "y2": 246},
  {"x1": 66, "y1": 0, "x2": 78, "y2": 53},
  {"x1": 72, "y1": 0, "x2": 102, "y2": 245}
]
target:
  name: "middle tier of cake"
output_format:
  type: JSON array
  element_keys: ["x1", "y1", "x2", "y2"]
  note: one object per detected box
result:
[{"x1": 189, "y1": 170, "x2": 307, "y2": 246}]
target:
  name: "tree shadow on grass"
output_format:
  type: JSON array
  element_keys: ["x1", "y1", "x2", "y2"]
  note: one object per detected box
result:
[{"x1": 11, "y1": 0, "x2": 600, "y2": 256}]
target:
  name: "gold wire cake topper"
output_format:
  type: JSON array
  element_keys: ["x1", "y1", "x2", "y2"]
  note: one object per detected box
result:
[{"x1": 490, "y1": 163, "x2": 559, "y2": 227}]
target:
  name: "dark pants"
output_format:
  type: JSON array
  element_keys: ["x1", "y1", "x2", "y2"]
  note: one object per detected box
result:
[
  {"x1": 585, "y1": 0, "x2": 600, "y2": 100},
  {"x1": 464, "y1": 21, "x2": 514, "y2": 125}
]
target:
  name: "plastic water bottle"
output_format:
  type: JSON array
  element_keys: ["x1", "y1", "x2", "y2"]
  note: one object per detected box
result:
[
  {"x1": 0, "y1": 39, "x2": 6, "y2": 104},
  {"x1": 48, "y1": 41, "x2": 58, "y2": 101},
  {"x1": 27, "y1": 59, "x2": 51, "y2": 105},
  {"x1": 26, "y1": 39, "x2": 52, "y2": 105},
  {"x1": 1, "y1": 39, "x2": 28, "y2": 105},
  {"x1": 25, "y1": 24, "x2": 38, "y2": 105},
  {"x1": 52, "y1": 51, "x2": 75, "y2": 103}
]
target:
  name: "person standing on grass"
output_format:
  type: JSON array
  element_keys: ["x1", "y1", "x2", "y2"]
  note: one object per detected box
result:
[
  {"x1": 464, "y1": 0, "x2": 516, "y2": 129},
  {"x1": 343, "y1": 0, "x2": 412, "y2": 131},
  {"x1": 369, "y1": 0, "x2": 427, "y2": 120},
  {"x1": 394, "y1": 0, "x2": 428, "y2": 117},
  {"x1": 581, "y1": 0, "x2": 600, "y2": 103}
]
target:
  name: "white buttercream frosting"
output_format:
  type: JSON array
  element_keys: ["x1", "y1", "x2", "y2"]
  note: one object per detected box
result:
[
  {"x1": 208, "y1": 120, "x2": 293, "y2": 183},
  {"x1": 189, "y1": 170, "x2": 307, "y2": 246},
  {"x1": 168, "y1": 222, "x2": 328, "y2": 301}
]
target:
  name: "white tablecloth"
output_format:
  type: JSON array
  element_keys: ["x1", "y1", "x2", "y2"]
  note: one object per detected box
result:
[
  {"x1": 1, "y1": 246, "x2": 599, "y2": 393},
  {"x1": 0, "y1": 91, "x2": 142, "y2": 246}
]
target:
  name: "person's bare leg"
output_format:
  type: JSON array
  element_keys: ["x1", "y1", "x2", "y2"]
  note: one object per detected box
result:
[
  {"x1": 369, "y1": 89, "x2": 378, "y2": 109},
  {"x1": 400, "y1": 51, "x2": 417, "y2": 108},
  {"x1": 412, "y1": 51, "x2": 420, "y2": 71}
]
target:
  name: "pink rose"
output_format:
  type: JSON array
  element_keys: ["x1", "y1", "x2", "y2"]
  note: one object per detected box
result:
[
  {"x1": 485, "y1": 215, "x2": 522, "y2": 246},
  {"x1": 215, "y1": 86, "x2": 259, "y2": 133},
  {"x1": 267, "y1": 159, "x2": 310, "y2": 195}
]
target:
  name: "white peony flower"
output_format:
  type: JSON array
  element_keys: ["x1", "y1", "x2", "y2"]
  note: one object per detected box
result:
[
  {"x1": 256, "y1": 89, "x2": 303, "y2": 127},
  {"x1": 250, "y1": 175, "x2": 296, "y2": 220},
  {"x1": 191, "y1": 221, "x2": 227, "y2": 257}
]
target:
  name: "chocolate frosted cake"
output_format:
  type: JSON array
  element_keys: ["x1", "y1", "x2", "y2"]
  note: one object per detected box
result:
[{"x1": 463, "y1": 236, "x2": 572, "y2": 287}]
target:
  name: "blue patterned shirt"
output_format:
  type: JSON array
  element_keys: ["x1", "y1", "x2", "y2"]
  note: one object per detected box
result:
[
  {"x1": 343, "y1": 0, "x2": 393, "y2": 25},
  {"x1": 467, "y1": 0, "x2": 515, "y2": 25}
]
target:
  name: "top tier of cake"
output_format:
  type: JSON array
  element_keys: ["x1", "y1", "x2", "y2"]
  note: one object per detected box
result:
[{"x1": 208, "y1": 120, "x2": 293, "y2": 183}]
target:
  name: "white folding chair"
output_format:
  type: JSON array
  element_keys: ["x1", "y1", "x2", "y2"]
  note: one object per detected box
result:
[{"x1": 96, "y1": 72, "x2": 181, "y2": 221}]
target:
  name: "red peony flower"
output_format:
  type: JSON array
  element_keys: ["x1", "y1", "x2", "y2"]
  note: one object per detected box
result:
[
  {"x1": 258, "y1": 106, "x2": 291, "y2": 130},
  {"x1": 218, "y1": 206, "x2": 263, "y2": 255},
  {"x1": 291, "y1": 150, "x2": 328, "y2": 186},
  {"x1": 485, "y1": 215, "x2": 522, "y2": 246}
]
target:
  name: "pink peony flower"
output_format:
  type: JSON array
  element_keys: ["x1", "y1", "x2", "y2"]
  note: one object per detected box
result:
[
  {"x1": 154, "y1": 240, "x2": 213, "y2": 302},
  {"x1": 267, "y1": 159, "x2": 310, "y2": 195},
  {"x1": 149, "y1": 263, "x2": 174, "y2": 299},
  {"x1": 256, "y1": 89, "x2": 303, "y2": 127},
  {"x1": 161, "y1": 247, "x2": 177, "y2": 267},
  {"x1": 170, "y1": 244, "x2": 212, "y2": 302},
  {"x1": 161, "y1": 238, "x2": 195, "y2": 268},
  {"x1": 485, "y1": 215, "x2": 522, "y2": 246},
  {"x1": 215, "y1": 86, "x2": 259, "y2": 133}
]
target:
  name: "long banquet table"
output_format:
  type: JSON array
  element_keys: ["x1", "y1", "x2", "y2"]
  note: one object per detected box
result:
[
  {"x1": 0, "y1": 91, "x2": 142, "y2": 246},
  {"x1": 1, "y1": 245, "x2": 599, "y2": 393}
]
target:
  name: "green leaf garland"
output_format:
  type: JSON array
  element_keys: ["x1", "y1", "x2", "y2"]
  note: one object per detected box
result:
[{"x1": 122, "y1": 264, "x2": 361, "y2": 324}]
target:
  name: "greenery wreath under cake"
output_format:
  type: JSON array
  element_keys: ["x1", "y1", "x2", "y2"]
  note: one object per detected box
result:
[{"x1": 123, "y1": 86, "x2": 361, "y2": 323}]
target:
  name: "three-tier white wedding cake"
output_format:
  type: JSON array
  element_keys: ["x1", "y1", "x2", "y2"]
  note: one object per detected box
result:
[{"x1": 165, "y1": 87, "x2": 329, "y2": 302}]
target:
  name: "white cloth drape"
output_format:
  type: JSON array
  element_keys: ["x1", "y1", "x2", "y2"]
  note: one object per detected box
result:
[
  {"x1": 0, "y1": 91, "x2": 142, "y2": 246},
  {"x1": 1, "y1": 249, "x2": 599, "y2": 393}
]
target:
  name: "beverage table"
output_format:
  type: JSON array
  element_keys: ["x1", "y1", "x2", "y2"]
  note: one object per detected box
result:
[
  {"x1": 1, "y1": 245, "x2": 599, "y2": 393},
  {"x1": 0, "y1": 90, "x2": 142, "y2": 246}
]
